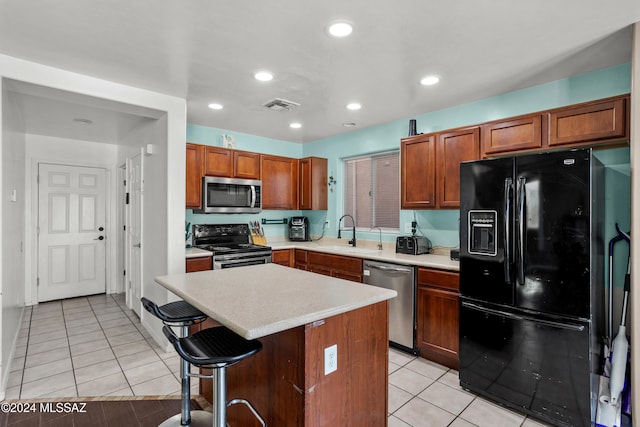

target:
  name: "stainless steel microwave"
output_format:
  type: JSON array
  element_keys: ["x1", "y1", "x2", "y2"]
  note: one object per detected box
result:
[{"x1": 196, "y1": 176, "x2": 262, "y2": 214}]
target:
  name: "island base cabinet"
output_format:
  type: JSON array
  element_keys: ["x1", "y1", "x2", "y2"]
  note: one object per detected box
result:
[{"x1": 196, "y1": 302, "x2": 389, "y2": 426}]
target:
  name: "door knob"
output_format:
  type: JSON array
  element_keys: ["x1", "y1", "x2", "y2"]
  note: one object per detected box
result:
[{"x1": 94, "y1": 236, "x2": 104, "y2": 241}]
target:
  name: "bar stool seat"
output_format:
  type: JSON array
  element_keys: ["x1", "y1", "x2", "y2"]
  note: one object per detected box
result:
[
  {"x1": 163, "y1": 325, "x2": 266, "y2": 427},
  {"x1": 141, "y1": 297, "x2": 210, "y2": 427}
]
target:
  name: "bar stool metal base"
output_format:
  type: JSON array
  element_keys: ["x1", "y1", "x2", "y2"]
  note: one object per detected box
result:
[{"x1": 158, "y1": 410, "x2": 213, "y2": 427}]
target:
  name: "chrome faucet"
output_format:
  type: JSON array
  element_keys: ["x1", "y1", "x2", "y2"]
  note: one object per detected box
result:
[
  {"x1": 338, "y1": 214, "x2": 357, "y2": 247},
  {"x1": 371, "y1": 226, "x2": 383, "y2": 250}
]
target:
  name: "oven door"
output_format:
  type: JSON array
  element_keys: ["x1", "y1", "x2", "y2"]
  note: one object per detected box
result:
[{"x1": 214, "y1": 253, "x2": 272, "y2": 269}]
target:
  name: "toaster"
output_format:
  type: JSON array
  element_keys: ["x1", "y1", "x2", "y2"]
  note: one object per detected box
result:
[{"x1": 395, "y1": 235, "x2": 432, "y2": 255}]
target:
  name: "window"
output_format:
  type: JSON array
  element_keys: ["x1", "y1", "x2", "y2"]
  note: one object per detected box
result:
[{"x1": 343, "y1": 151, "x2": 400, "y2": 231}]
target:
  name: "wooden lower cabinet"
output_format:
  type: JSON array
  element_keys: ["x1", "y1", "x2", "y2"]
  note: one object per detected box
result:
[
  {"x1": 194, "y1": 302, "x2": 389, "y2": 426},
  {"x1": 292, "y1": 250, "x2": 362, "y2": 282},
  {"x1": 416, "y1": 268, "x2": 460, "y2": 369},
  {"x1": 185, "y1": 256, "x2": 212, "y2": 272},
  {"x1": 272, "y1": 249, "x2": 294, "y2": 267},
  {"x1": 307, "y1": 251, "x2": 363, "y2": 283}
]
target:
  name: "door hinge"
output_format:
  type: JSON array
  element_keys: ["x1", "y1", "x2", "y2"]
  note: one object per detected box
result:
[
  {"x1": 123, "y1": 179, "x2": 126, "y2": 186},
  {"x1": 126, "y1": 193, "x2": 130, "y2": 204},
  {"x1": 123, "y1": 270, "x2": 126, "y2": 276},
  {"x1": 37, "y1": 277, "x2": 40, "y2": 287},
  {"x1": 123, "y1": 225, "x2": 126, "y2": 231}
]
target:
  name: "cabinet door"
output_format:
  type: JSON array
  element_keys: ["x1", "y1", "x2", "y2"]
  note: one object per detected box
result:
[
  {"x1": 272, "y1": 249, "x2": 293, "y2": 267},
  {"x1": 549, "y1": 97, "x2": 628, "y2": 147},
  {"x1": 261, "y1": 155, "x2": 299, "y2": 209},
  {"x1": 401, "y1": 135, "x2": 436, "y2": 209},
  {"x1": 436, "y1": 127, "x2": 480, "y2": 209},
  {"x1": 185, "y1": 256, "x2": 212, "y2": 272},
  {"x1": 186, "y1": 143, "x2": 203, "y2": 208},
  {"x1": 204, "y1": 146, "x2": 233, "y2": 177},
  {"x1": 233, "y1": 151, "x2": 261, "y2": 180},
  {"x1": 416, "y1": 285, "x2": 459, "y2": 369},
  {"x1": 482, "y1": 115, "x2": 543, "y2": 156},
  {"x1": 299, "y1": 157, "x2": 328, "y2": 210}
]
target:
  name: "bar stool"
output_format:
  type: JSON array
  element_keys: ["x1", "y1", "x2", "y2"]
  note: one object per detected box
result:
[
  {"x1": 141, "y1": 297, "x2": 211, "y2": 426},
  {"x1": 162, "y1": 325, "x2": 266, "y2": 427}
]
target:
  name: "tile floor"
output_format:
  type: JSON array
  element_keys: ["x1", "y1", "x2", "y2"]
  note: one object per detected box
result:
[{"x1": 6, "y1": 293, "x2": 554, "y2": 427}]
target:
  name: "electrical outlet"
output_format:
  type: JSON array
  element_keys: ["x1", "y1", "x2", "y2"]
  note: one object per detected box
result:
[
  {"x1": 404, "y1": 222, "x2": 412, "y2": 233},
  {"x1": 324, "y1": 344, "x2": 337, "y2": 375},
  {"x1": 325, "y1": 220, "x2": 330, "y2": 229}
]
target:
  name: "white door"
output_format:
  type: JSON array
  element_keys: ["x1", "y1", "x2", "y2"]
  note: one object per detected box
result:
[
  {"x1": 38, "y1": 164, "x2": 107, "y2": 302},
  {"x1": 128, "y1": 153, "x2": 143, "y2": 316}
]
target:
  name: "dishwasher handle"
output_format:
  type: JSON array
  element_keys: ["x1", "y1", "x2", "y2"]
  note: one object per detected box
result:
[{"x1": 364, "y1": 262, "x2": 413, "y2": 274}]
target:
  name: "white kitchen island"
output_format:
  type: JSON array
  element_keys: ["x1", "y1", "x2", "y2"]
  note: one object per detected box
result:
[{"x1": 155, "y1": 263, "x2": 397, "y2": 427}]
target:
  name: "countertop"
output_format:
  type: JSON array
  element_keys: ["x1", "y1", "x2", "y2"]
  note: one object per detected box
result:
[
  {"x1": 269, "y1": 241, "x2": 460, "y2": 272},
  {"x1": 185, "y1": 247, "x2": 213, "y2": 258},
  {"x1": 154, "y1": 263, "x2": 397, "y2": 340},
  {"x1": 184, "y1": 239, "x2": 460, "y2": 272}
]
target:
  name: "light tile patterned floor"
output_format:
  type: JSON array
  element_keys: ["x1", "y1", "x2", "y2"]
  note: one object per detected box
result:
[
  {"x1": 5, "y1": 293, "x2": 192, "y2": 400},
  {"x1": 7, "y1": 293, "x2": 554, "y2": 426}
]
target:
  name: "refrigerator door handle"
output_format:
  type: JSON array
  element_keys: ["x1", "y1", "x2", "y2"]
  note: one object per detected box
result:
[
  {"x1": 503, "y1": 178, "x2": 512, "y2": 283},
  {"x1": 517, "y1": 177, "x2": 526, "y2": 285},
  {"x1": 461, "y1": 302, "x2": 585, "y2": 332}
]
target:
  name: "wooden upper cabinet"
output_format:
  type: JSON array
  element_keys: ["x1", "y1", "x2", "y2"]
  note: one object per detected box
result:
[
  {"x1": 204, "y1": 146, "x2": 260, "y2": 179},
  {"x1": 186, "y1": 143, "x2": 203, "y2": 208},
  {"x1": 261, "y1": 155, "x2": 299, "y2": 210},
  {"x1": 401, "y1": 134, "x2": 436, "y2": 209},
  {"x1": 549, "y1": 96, "x2": 628, "y2": 147},
  {"x1": 203, "y1": 146, "x2": 233, "y2": 177},
  {"x1": 299, "y1": 157, "x2": 328, "y2": 210},
  {"x1": 482, "y1": 115, "x2": 543, "y2": 156},
  {"x1": 436, "y1": 127, "x2": 480, "y2": 208},
  {"x1": 233, "y1": 151, "x2": 261, "y2": 179}
]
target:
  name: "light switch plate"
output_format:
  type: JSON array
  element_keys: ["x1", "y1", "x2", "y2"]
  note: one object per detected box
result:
[{"x1": 324, "y1": 344, "x2": 337, "y2": 375}]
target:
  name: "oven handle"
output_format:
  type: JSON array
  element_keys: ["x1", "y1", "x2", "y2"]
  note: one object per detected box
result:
[{"x1": 215, "y1": 257, "x2": 271, "y2": 269}]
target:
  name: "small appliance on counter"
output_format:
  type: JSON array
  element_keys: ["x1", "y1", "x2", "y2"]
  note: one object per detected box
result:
[
  {"x1": 395, "y1": 235, "x2": 432, "y2": 255},
  {"x1": 288, "y1": 216, "x2": 310, "y2": 241},
  {"x1": 450, "y1": 248, "x2": 460, "y2": 261}
]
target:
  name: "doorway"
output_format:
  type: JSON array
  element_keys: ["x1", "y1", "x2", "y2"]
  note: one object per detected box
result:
[{"x1": 37, "y1": 163, "x2": 107, "y2": 302}]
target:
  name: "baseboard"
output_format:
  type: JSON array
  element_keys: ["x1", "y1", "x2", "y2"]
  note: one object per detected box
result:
[{"x1": 0, "y1": 306, "x2": 27, "y2": 401}]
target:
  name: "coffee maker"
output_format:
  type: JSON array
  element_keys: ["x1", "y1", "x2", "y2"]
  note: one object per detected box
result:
[{"x1": 288, "y1": 216, "x2": 309, "y2": 241}]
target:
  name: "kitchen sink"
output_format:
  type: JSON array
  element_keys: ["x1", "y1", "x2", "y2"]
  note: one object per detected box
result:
[{"x1": 313, "y1": 245, "x2": 382, "y2": 255}]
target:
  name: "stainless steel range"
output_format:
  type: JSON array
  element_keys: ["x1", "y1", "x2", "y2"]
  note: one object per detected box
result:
[{"x1": 193, "y1": 224, "x2": 272, "y2": 269}]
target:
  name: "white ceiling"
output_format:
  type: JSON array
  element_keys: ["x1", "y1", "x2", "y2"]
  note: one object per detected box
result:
[{"x1": 0, "y1": 0, "x2": 639, "y2": 144}]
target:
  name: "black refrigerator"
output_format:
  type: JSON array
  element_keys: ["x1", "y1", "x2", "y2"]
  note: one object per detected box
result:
[{"x1": 459, "y1": 148, "x2": 605, "y2": 427}]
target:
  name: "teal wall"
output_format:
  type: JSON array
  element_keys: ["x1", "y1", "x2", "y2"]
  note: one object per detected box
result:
[
  {"x1": 302, "y1": 63, "x2": 632, "y2": 246},
  {"x1": 186, "y1": 63, "x2": 631, "y2": 255}
]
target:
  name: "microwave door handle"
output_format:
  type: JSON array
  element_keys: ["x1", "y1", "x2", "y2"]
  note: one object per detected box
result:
[
  {"x1": 517, "y1": 177, "x2": 526, "y2": 285},
  {"x1": 503, "y1": 178, "x2": 512, "y2": 283},
  {"x1": 250, "y1": 186, "x2": 256, "y2": 208}
]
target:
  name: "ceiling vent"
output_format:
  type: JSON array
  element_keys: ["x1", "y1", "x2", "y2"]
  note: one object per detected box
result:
[{"x1": 262, "y1": 98, "x2": 301, "y2": 112}]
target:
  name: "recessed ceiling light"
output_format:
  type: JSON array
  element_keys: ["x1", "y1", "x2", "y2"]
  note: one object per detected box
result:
[
  {"x1": 72, "y1": 118, "x2": 93, "y2": 124},
  {"x1": 343, "y1": 122, "x2": 357, "y2": 127},
  {"x1": 254, "y1": 71, "x2": 275, "y2": 82},
  {"x1": 420, "y1": 75, "x2": 440, "y2": 86},
  {"x1": 346, "y1": 103, "x2": 361, "y2": 111},
  {"x1": 327, "y1": 21, "x2": 353, "y2": 38},
  {"x1": 289, "y1": 122, "x2": 302, "y2": 129},
  {"x1": 208, "y1": 103, "x2": 223, "y2": 110}
]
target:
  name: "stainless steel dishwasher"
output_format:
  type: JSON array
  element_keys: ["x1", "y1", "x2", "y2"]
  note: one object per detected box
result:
[{"x1": 363, "y1": 260, "x2": 417, "y2": 353}]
